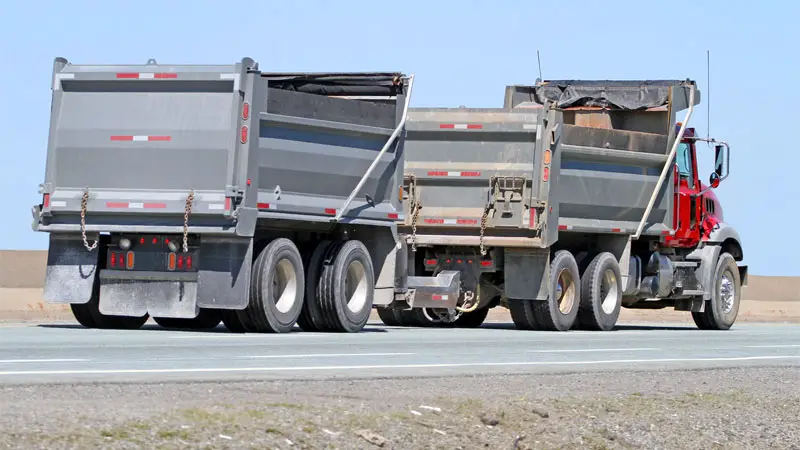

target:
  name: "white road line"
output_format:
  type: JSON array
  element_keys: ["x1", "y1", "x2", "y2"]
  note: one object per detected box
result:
[
  {"x1": 0, "y1": 359, "x2": 89, "y2": 364},
  {"x1": 239, "y1": 353, "x2": 415, "y2": 359},
  {"x1": 527, "y1": 348, "x2": 660, "y2": 353},
  {"x1": 0, "y1": 355, "x2": 797, "y2": 377},
  {"x1": 745, "y1": 344, "x2": 800, "y2": 348}
]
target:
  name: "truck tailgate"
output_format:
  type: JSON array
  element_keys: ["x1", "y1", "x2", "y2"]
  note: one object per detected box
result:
[
  {"x1": 401, "y1": 108, "x2": 550, "y2": 231},
  {"x1": 42, "y1": 61, "x2": 242, "y2": 216}
]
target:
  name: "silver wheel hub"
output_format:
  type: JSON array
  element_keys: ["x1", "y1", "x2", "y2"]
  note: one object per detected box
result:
[
  {"x1": 720, "y1": 271, "x2": 735, "y2": 314},
  {"x1": 272, "y1": 259, "x2": 298, "y2": 314}
]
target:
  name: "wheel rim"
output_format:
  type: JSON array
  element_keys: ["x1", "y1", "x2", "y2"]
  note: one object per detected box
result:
[
  {"x1": 600, "y1": 268, "x2": 619, "y2": 314},
  {"x1": 272, "y1": 259, "x2": 298, "y2": 314},
  {"x1": 345, "y1": 260, "x2": 369, "y2": 313},
  {"x1": 556, "y1": 268, "x2": 576, "y2": 314},
  {"x1": 720, "y1": 270, "x2": 735, "y2": 314}
]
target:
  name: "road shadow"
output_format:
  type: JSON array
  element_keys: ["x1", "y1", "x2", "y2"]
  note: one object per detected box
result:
[
  {"x1": 35, "y1": 323, "x2": 388, "y2": 334},
  {"x1": 478, "y1": 322, "x2": 697, "y2": 332}
]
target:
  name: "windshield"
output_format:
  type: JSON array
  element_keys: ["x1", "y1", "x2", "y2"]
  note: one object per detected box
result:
[{"x1": 676, "y1": 142, "x2": 694, "y2": 185}]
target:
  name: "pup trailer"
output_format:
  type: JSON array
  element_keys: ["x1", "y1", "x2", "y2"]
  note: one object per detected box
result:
[
  {"x1": 378, "y1": 79, "x2": 746, "y2": 331},
  {"x1": 33, "y1": 56, "x2": 414, "y2": 332}
]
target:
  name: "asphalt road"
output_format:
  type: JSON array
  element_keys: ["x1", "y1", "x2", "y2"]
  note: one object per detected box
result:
[{"x1": 0, "y1": 321, "x2": 798, "y2": 385}]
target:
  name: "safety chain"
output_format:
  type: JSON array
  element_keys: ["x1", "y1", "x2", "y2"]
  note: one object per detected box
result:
[
  {"x1": 479, "y1": 207, "x2": 489, "y2": 256},
  {"x1": 407, "y1": 176, "x2": 421, "y2": 252},
  {"x1": 80, "y1": 188, "x2": 98, "y2": 251},
  {"x1": 182, "y1": 190, "x2": 194, "y2": 253}
]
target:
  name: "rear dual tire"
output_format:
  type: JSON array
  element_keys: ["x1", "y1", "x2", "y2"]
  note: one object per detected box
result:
[
  {"x1": 232, "y1": 238, "x2": 375, "y2": 334},
  {"x1": 509, "y1": 250, "x2": 580, "y2": 331}
]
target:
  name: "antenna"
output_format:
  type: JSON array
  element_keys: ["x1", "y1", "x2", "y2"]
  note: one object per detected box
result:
[
  {"x1": 706, "y1": 49, "x2": 711, "y2": 141},
  {"x1": 537, "y1": 50, "x2": 543, "y2": 81}
]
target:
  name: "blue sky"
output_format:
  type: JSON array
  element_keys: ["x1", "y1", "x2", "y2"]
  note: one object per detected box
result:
[{"x1": 1, "y1": 0, "x2": 797, "y2": 276}]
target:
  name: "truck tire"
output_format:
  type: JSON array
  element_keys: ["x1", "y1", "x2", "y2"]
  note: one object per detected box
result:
[
  {"x1": 376, "y1": 307, "x2": 405, "y2": 326},
  {"x1": 70, "y1": 284, "x2": 149, "y2": 330},
  {"x1": 316, "y1": 240, "x2": 375, "y2": 332},
  {"x1": 509, "y1": 250, "x2": 580, "y2": 331},
  {"x1": 692, "y1": 252, "x2": 740, "y2": 330},
  {"x1": 453, "y1": 307, "x2": 489, "y2": 328},
  {"x1": 221, "y1": 310, "x2": 249, "y2": 333},
  {"x1": 577, "y1": 252, "x2": 622, "y2": 331},
  {"x1": 153, "y1": 309, "x2": 222, "y2": 330},
  {"x1": 243, "y1": 238, "x2": 305, "y2": 333},
  {"x1": 296, "y1": 240, "x2": 332, "y2": 332}
]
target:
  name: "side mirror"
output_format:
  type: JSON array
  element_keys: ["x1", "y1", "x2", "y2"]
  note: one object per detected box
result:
[
  {"x1": 714, "y1": 144, "x2": 728, "y2": 178},
  {"x1": 709, "y1": 172, "x2": 721, "y2": 188}
]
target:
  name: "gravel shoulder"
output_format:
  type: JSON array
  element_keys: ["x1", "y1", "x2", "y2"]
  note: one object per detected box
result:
[{"x1": 1, "y1": 366, "x2": 797, "y2": 449}]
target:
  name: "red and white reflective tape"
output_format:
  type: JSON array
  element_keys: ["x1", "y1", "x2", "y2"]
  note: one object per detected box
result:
[
  {"x1": 558, "y1": 224, "x2": 571, "y2": 231},
  {"x1": 105, "y1": 202, "x2": 167, "y2": 209},
  {"x1": 116, "y1": 72, "x2": 177, "y2": 79},
  {"x1": 426, "y1": 171, "x2": 481, "y2": 177},
  {"x1": 423, "y1": 218, "x2": 479, "y2": 225},
  {"x1": 257, "y1": 203, "x2": 277, "y2": 210},
  {"x1": 431, "y1": 294, "x2": 449, "y2": 301},
  {"x1": 110, "y1": 135, "x2": 171, "y2": 142},
  {"x1": 439, "y1": 123, "x2": 483, "y2": 129}
]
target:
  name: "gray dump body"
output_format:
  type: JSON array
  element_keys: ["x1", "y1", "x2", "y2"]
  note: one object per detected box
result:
[
  {"x1": 33, "y1": 57, "x2": 410, "y2": 316},
  {"x1": 506, "y1": 80, "x2": 699, "y2": 238},
  {"x1": 398, "y1": 79, "x2": 699, "y2": 248},
  {"x1": 34, "y1": 57, "x2": 407, "y2": 235},
  {"x1": 400, "y1": 106, "x2": 561, "y2": 249}
]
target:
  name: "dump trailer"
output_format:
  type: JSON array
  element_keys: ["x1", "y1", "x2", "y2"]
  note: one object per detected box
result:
[
  {"x1": 381, "y1": 79, "x2": 746, "y2": 331},
  {"x1": 32, "y1": 56, "x2": 414, "y2": 333}
]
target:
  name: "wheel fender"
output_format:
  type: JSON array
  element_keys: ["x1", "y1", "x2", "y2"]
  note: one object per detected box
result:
[
  {"x1": 686, "y1": 244, "x2": 722, "y2": 301},
  {"x1": 704, "y1": 222, "x2": 744, "y2": 260}
]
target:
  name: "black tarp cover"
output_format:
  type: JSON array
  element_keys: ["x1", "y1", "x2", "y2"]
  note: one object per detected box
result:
[{"x1": 533, "y1": 79, "x2": 691, "y2": 110}]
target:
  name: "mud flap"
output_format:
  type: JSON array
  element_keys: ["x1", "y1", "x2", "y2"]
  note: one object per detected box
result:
[
  {"x1": 42, "y1": 233, "x2": 102, "y2": 304},
  {"x1": 99, "y1": 272, "x2": 197, "y2": 318},
  {"x1": 196, "y1": 236, "x2": 252, "y2": 309}
]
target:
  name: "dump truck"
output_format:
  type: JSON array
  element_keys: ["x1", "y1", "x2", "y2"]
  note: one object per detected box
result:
[
  {"x1": 378, "y1": 79, "x2": 746, "y2": 331},
  {"x1": 32, "y1": 56, "x2": 415, "y2": 332}
]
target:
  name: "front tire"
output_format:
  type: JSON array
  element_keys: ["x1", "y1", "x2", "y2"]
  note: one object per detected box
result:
[
  {"x1": 577, "y1": 252, "x2": 622, "y2": 331},
  {"x1": 243, "y1": 238, "x2": 305, "y2": 333},
  {"x1": 316, "y1": 240, "x2": 375, "y2": 332},
  {"x1": 692, "y1": 252, "x2": 740, "y2": 330}
]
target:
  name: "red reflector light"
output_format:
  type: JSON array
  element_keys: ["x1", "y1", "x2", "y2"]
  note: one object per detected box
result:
[
  {"x1": 116, "y1": 73, "x2": 139, "y2": 79},
  {"x1": 110, "y1": 252, "x2": 116, "y2": 267},
  {"x1": 388, "y1": 213, "x2": 399, "y2": 219},
  {"x1": 178, "y1": 255, "x2": 184, "y2": 269},
  {"x1": 611, "y1": 228, "x2": 621, "y2": 233},
  {"x1": 42, "y1": 194, "x2": 50, "y2": 208},
  {"x1": 425, "y1": 259, "x2": 437, "y2": 265},
  {"x1": 480, "y1": 260, "x2": 493, "y2": 267},
  {"x1": 225, "y1": 197, "x2": 232, "y2": 211},
  {"x1": 240, "y1": 125, "x2": 248, "y2": 144},
  {"x1": 558, "y1": 225, "x2": 568, "y2": 231},
  {"x1": 154, "y1": 72, "x2": 177, "y2": 79},
  {"x1": 152, "y1": 237, "x2": 157, "y2": 244},
  {"x1": 543, "y1": 167, "x2": 550, "y2": 182},
  {"x1": 186, "y1": 255, "x2": 192, "y2": 269},
  {"x1": 324, "y1": 208, "x2": 336, "y2": 215},
  {"x1": 242, "y1": 102, "x2": 250, "y2": 120},
  {"x1": 140, "y1": 237, "x2": 145, "y2": 245},
  {"x1": 118, "y1": 254, "x2": 124, "y2": 267}
]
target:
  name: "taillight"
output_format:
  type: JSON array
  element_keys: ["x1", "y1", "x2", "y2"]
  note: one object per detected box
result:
[
  {"x1": 140, "y1": 237, "x2": 145, "y2": 245},
  {"x1": 177, "y1": 255, "x2": 184, "y2": 269},
  {"x1": 186, "y1": 255, "x2": 193, "y2": 269},
  {"x1": 480, "y1": 260, "x2": 493, "y2": 268},
  {"x1": 242, "y1": 102, "x2": 250, "y2": 120},
  {"x1": 240, "y1": 126, "x2": 248, "y2": 144},
  {"x1": 118, "y1": 253, "x2": 124, "y2": 267},
  {"x1": 542, "y1": 167, "x2": 550, "y2": 182},
  {"x1": 110, "y1": 252, "x2": 116, "y2": 268}
]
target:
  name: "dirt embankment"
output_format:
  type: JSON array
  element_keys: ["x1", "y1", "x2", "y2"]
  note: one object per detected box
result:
[{"x1": 1, "y1": 250, "x2": 799, "y2": 323}]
